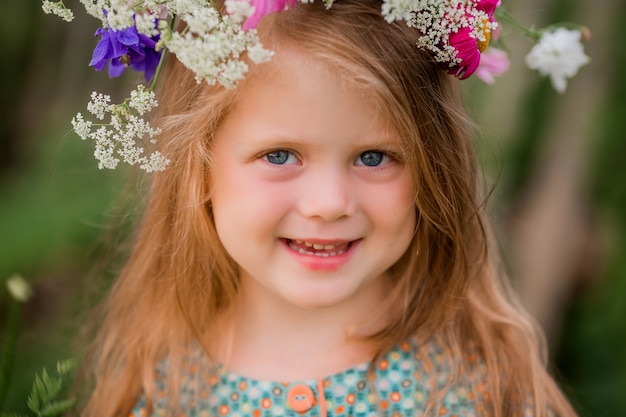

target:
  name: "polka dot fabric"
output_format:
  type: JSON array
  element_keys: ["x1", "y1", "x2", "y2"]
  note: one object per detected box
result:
[{"x1": 131, "y1": 337, "x2": 489, "y2": 417}]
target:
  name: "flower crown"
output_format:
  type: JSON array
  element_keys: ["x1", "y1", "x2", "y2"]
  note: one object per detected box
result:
[{"x1": 42, "y1": 0, "x2": 590, "y2": 172}]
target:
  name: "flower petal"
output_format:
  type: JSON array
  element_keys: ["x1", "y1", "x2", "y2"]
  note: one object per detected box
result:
[
  {"x1": 448, "y1": 28, "x2": 481, "y2": 79},
  {"x1": 118, "y1": 27, "x2": 140, "y2": 46},
  {"x1": 243, "y1": 0, "x2": 296, "y2": 30},
  {"x1": 108, "y1": 58, "x2": 126, "y2": 78},
  {"x1": 475, "y1": 47, "x2": 510, "y2": 84},
  {"x1": 90, "y1": 38, "x2": 111, "y2": 68},
  {"x1": 478, "y1": 0, "x2": 499, "y2": 19},
  {"x1": 524, "y1": 28, "x2": 590, "y2": 93},
  {"x1": 550, "y1": 74, "x2": 567, "y2": 94},
  {"x1": 106, "y1": 31, "x2": 125, "y2": 58}
]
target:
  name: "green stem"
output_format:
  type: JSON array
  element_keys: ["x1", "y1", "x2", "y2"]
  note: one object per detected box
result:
[
  {"x1": 149, "y1": 15, "x2": 177, "y2": 92},
  {"x1": 208, "y1": 0, "x2": 223, "y2": 20},
  {"x1": 497, "y1": 9, "x2": 541, "y2": 41},
  {"x1": 0, "y1": 298, "x2": 21, "y2": 410},
  {"x1": 150, "y1": 48, "x2": 168, "y2": 91}
]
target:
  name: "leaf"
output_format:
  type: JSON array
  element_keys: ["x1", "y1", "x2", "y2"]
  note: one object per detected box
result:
[
  {"x1": 26, "y1": 373, "x2": 44, "y2": 412},
  {"x1": 0, "y1": 413, "x2": 29, "y2": 417},
  {"x1": 26, "y1": 391, "x2": 39, "y2": 413},
  {"x1": 55, "y1": 359, "x2": 77, "y2": 377},
  {"x1": 40, "y1": 368, "x2": 63, "y2": 400},
  {"x1": 36, "y1": 369, "x2": 49, "y2": 399},
  {"x1": 21, "y1": 360, "x2": 78, "y2": 417},
  {"x1": 39, "y1": 398, "x2": 77, "y2": 417},
  {"x1": 43, "y1": 377, "x2": 63, "y2": 403},
  {"x1": 26, "y1": 367, "x2": 62, "y2": 412}
]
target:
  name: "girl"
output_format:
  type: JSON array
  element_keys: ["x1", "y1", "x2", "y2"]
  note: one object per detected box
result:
[{"x1": 76, "y1": 1, "x2": 578, "y2": 416}]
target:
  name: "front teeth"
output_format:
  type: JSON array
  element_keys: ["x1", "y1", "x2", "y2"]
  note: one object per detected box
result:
[
  {"x1": 290, "y1": 240, "x2": 349, "y2": 256},
  {"x1": 294, "y1": 240, "x2": 338, "y2": 250}
]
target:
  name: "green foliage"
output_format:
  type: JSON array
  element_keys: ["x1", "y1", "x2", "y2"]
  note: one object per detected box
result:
[
  {"x1": 55, "y1": 360, "x2": 77, "y2": 377},
  {"x1": 0, "y1": 279, "x2": 31, "y2": 410},
  {"x1": 1, "y1": 360, "x2": 77, "y2": 417},
  {"x1": 552, "y1": 1, "x2": 626, "y2": 415}
]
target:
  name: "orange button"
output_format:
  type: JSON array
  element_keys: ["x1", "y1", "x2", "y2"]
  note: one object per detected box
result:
[{"x1": 287, "y1": 384, "x2": 317, "y2": 413}]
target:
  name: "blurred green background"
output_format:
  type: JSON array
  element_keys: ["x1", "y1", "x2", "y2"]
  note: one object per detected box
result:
[{"x1": 1, "y1": 0, "x2": 624, "y2": 415}]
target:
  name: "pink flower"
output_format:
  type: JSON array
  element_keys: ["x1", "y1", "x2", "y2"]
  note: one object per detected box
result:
[
  {"x1": 447, "y1": 0, "x2": 500, "y2": 79},
  {"x1": 448, "y1": 26, "x2": 482, "y2": 79},
  {"x1": 479, "y1": 0, "x2": 500, "y2": 20},
  {"x1": 243, "y1": 0, "x2": 296, "y2": 30},
  {"x1": 475, "y1": 47, "x2": 510, "y2": 84}
]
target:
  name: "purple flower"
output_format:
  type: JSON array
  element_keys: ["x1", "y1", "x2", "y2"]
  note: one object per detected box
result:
[{"x1": 89, "y1": 19, "x2": 162, "y2": 81}]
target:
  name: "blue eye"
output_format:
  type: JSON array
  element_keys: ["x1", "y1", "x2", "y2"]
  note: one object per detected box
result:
[
  {"x1": 264, "y1": 150, "x2": 297, "y2": 165},
  {"x1": 356, "y1": 150, "x2": 387, "y2": 167}
]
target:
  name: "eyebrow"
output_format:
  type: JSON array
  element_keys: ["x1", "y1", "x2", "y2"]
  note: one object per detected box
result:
[{"x1": 237, "y1": 133, "x2": 402, "y2": 149}]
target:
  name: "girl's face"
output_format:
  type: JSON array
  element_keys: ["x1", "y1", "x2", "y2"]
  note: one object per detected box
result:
[{"x1": 210, "y1": 47, "x2": 416, "y2": 311}]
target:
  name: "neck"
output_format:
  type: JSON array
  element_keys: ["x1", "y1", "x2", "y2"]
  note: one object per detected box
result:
[{"x1": 220, "y1": 273, "x2": 392, "y2": 381}]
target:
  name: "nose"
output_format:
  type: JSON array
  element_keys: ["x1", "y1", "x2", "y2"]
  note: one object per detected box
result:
[{"x1": 296, "y1": 167, "x2": 356, "y2": 222}]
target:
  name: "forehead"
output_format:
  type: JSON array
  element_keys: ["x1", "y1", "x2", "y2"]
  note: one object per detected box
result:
[
  {"x1": 217, "y1": 45, "x2": 399, "y2": 149},
  {"x1": 221, "y1": 45, "x2": 394, "y2": 141}
]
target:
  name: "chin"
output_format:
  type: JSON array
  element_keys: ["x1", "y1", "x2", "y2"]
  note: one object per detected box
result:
[{"x1": 280, "y1": 284, "x2": 359, "y2": 310}]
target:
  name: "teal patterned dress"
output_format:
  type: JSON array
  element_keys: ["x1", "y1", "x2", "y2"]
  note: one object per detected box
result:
[{"x1": 131, "y1": 336, "x2": 489, "y2": 417}]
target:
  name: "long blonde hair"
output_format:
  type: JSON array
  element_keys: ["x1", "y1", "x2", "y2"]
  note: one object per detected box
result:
[{"x1": 82, "y1": 1, "x2": 576, "y2": 416}]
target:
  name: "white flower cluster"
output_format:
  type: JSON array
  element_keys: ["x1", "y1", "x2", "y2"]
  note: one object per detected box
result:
[
  {"x1": 72, "y1": 87, "x2": 169, "y2": 172},
  {"x1": 44, "y1": 0, "x2": 278, "y2": 171},
  {"x1": 165, "y1": 2, "x2": 273, "y2": 88},
  {"x1": 57, "y1": 0, "x2": 274, "y2": 88},
  {"x1": 43, "y1": 0, "x2": 591, "y2": 175},
  {"x1": 75, "y1": 0, "x2": 140, "y2": 29},
  {"x1": 135, "y1": 12, "x2": 161, "y2": 37},
  {"x1": 225, "y1": 0, "x2": 256, "y2": 23},
  {"x1": 41, "y1": 0, "x2": 74, "y2": 22},
  {"x1": 525, "y1": 28, "x2": 590, "y2": 94},
  {"x1": 382, "y1": 0, "x2": 496, "y2": 66}
]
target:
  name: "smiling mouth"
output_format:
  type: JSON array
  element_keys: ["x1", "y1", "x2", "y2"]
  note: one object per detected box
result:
[{"x1": 286, "y1": 239, "x2": 353, "y2": 257}]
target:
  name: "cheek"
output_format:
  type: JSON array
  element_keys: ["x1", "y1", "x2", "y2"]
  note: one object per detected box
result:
[
  {"x1": 210, "y1": 166, "x2": 292, "y2": 231},
  {"x1": 369, "y1": 174, "x2": 415, "y2": 219},
  {"x1": 229, "y1": 172, "x2": 292, "y2": 212},
  {"x1": 374, "y1": 175, "x2": 416, "y2": 249}
]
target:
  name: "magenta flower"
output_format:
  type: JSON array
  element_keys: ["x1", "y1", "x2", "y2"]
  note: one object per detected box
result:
[
  {"x1": 447, "y1": 0, "x2": 500, "y2": 79},
  {"x1": 448, "y1": 27, "x2": 482, "y2": 79},
  {"x1": 243, "y1": 0, "x2": 296, "y2": 30},
  {"x1": 479, "y1": 0, "x2": 499, "y2": 19},
  {"x1": 89, "y1": 17, "x2": 162, "y2": 81},
  {"x1": 475, "y1": 47, "x2": 510, "y2": 84}
]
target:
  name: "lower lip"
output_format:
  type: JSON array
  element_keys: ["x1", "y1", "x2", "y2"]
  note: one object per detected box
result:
[{"x1": 281, "y1": 239, "x2": 360, "y2": 271}]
